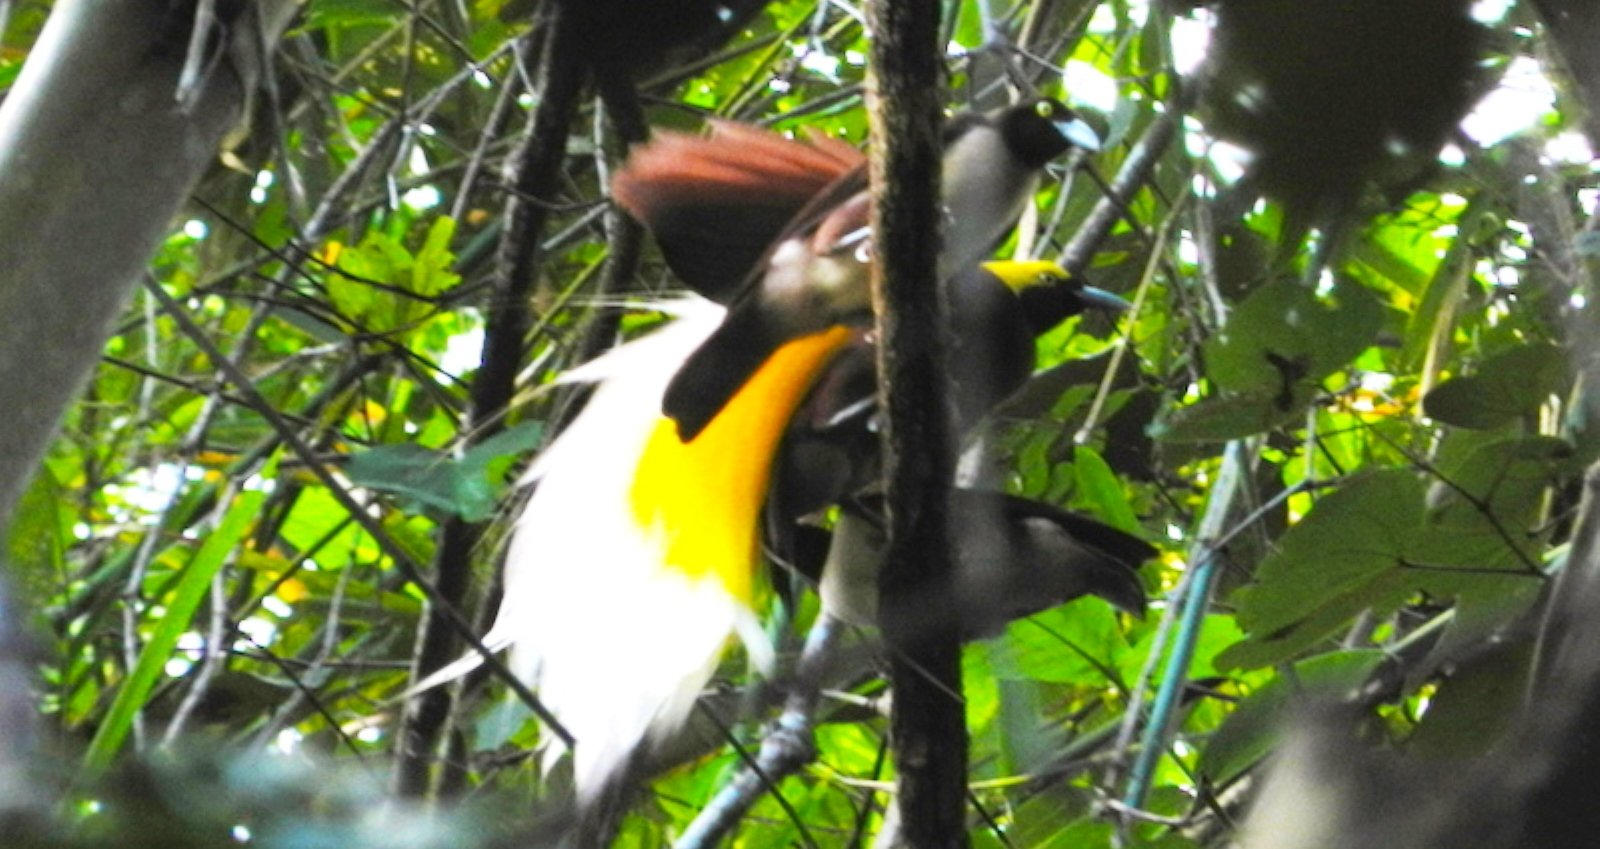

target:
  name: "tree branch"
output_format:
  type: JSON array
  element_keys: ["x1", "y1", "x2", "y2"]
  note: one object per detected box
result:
[
  {"x1": 1058, "y1": 109, "x2": 1178, "y2": 278},
  {"x1": 392, "y1": 12, "x2": 589, "y2": 796}
]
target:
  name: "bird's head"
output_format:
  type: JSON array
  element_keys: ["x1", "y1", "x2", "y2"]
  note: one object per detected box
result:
[
  {"x1": 980, "y1": 260, "x2": 1130, "y2": 335},
  {"x1": 996, "y1": 97, "x2": 1103, "y2": 167}
]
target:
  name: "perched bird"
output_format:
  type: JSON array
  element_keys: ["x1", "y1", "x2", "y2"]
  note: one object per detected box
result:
[
  {"x1": 612, "y1": 97, "x2": 1102, "y2": 441},
  {"x1": 416, "y1": 302, "x2": 853, "y2": 806},
  {"x1": 766, "y1": 260, "x2": 1131, "y2": 532}
]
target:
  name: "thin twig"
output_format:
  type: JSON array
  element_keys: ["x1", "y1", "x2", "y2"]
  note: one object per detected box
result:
[{"x1": 140, "y1": 276, "x2": 572, "y2": 750}]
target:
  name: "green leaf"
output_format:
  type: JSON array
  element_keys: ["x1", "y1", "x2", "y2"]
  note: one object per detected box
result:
[
  {"x1": 1200, "y1": 649, "x2": 1387, "y2": 785},
  {"x1": 1203, "y1": 278, "x2": 1383, "y2": 395},
  {"x1": 346, "y1": 421, "x2": 543, "y2": 521},
  {"x1": 84, "y1": 489, "x2": 266, "y2": 771},
  {"x1": 347, "y1": 445, "x2": 494, "y2": 521},
  {"x1": 961, "y1": 646, "x2": 1001, "y2": 735},
  {"x1": 1219, "y1": 571, "x2": 1414, "y2": 671},
  {"x1": 1398, "y1": 237, "x2": 1470, "y2": 370},
  {"x1": 330, "y1": 232, "x2": 414, "y2": 331},
  {"x1": 1128, "y1": 612, "x2": 1248, "y2": 682},
  {"x1": 273, "y1": 302, "x2": 351, "y2": 344},
  {"x1": 1240, "y1": 470, "x2": 1423, "y2": 632},
  {"x1": 1422, "y1": 342, "x2": 1566, "y2": 429},
  {"x1": 1008, "y1": 601, "x2": 1130, "y2": 684},
  {"x1": 1148, "y1": 389, "x2": 1299, "y2": 442},
  {"x1": 459, "y1": 420, "x2": 545, "y2": 480},
  {"x1": 1220, "y1": 471, "x2": 1425, "y2": 669},
  {"x1": 1184, "y1": 612, "x2": 1250, "y2": 679},
  {"x1": 1351, "y1": 231, "x2": 1433, "y2": 295},
  {"x1": 1072, "y1": 445, "x2": 1141, "y2": 533},
  {"x1": 1428, "y1": 434, "x2": 1568, "y2": 550},
  {"x1": 304, "y1": 0, "x2": 403, "y2": 29},
  {"x1": 991, "y1": 675, "x2": 1055, "y2": 776},
  {"x1": 1221, "y1": 441, "x2": 1556, "y2": 672},
  {"x1": 412, "y1": 217, "x2": 462, "y2": 297},
  {"x1": 1017, "y1": 431, "x2": 1054, "y2": 497},
  {"x1": 1007, "y1": 786, "x2": 1101, "y2": 849}
]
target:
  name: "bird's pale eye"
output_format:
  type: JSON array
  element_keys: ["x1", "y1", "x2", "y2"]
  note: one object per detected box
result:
[{"x1": 1034, "y1": 100, "x2": 1056, "y2": 119}]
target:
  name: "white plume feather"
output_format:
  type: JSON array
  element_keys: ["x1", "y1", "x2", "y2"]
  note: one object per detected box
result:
[
  {"x1": 488, "y1": 299, "x2": 772, "y2": 801},
  {"x1": 406, "y1": 297, "x2": 853, "y2": 805}
]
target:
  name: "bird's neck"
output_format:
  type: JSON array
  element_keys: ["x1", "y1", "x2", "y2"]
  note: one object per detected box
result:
[{"x1": 939, "y1": 125, "x2": 1039, "y2": 270}]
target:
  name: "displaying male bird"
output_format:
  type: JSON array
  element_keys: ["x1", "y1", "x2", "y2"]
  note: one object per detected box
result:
[
  {"x1": 478, "y1": 270, "x2": 1134, "y2": 808},
  {"x1": 612, "y1": 97, "x2": 1102, "y2": 441},
  {"x1": 412, "y1": 304, "x2": 854, "y2": 807},
  {"x1": 610, "y1": 119, "x2": 864, "y2": 303},
  {"x1": 431, "y1": 110, "x2": 1129, "y2": 812}
]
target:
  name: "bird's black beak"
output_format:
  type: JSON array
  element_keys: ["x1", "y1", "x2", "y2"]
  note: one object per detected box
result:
[
  {"x1": 1055, "y1": 116, "x2": 1102, "y2": 152},
  {"x1": 1078, "y1": 284, "x2": 1131, "y2": 313}
]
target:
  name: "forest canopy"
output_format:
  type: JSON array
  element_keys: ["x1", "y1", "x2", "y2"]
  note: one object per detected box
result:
[{"x1": 1, "y1": 0, "x2": 1598, "y2": 847}]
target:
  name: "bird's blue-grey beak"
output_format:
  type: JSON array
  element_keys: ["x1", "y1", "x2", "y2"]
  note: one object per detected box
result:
[
  {"x1": 1055, "y1": 117, "x2": 1102, "y2": 152},
  {"x1": 1079, "y1": 285, "x2": 1131, "y2": 312}
]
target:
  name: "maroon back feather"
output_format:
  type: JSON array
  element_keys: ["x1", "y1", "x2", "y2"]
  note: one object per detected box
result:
[{"x1": 611, "y1": 123, "x2": 864, "y2": 302}]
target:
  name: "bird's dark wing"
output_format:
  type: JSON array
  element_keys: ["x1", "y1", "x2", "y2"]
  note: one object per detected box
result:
[
  {"x1": 980, "y1": 491, "x2": 1157, "y2": 574},
  {"x1": 611, "y1": 122, "x2": 864, "y2": 302},
  {"x1": 765, "y1": 337, "x2": 879, "y2": 522},
  {"x1": 808, "y1": 488, "x2": 1151, "y2": 634},
  {"x1": 662, "y1": 165, "x2": 874, "y2": 440},
  {"x1": 943, "y1": 488, "x2": 1151, "y2": 622}
]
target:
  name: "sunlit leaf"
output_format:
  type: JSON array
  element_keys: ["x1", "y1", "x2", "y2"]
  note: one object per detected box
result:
[
  {"x1": 84, "y1": 489, "x2": 266, "y2": 770},
  {"x1": 304, "y1": 0, "x2": 403, "y2": 29}
]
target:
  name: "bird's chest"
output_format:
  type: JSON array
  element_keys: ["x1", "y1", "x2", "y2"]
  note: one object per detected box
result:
[{"x1": 940, "y1": 165, "x2": 1036, "y2": 269}]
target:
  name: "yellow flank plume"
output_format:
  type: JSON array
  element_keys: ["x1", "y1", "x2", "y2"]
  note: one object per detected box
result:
[{"x1": 630, "y1": 325, "x2": 854, "y2": 602}]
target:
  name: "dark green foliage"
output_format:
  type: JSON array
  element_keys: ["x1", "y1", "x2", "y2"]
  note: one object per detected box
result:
[{"x1": 1, "y1": 0, "x2": 1594, "y2": 845}]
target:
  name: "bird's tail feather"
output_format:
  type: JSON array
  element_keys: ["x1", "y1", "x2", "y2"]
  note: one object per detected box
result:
[{"x1": 493, "y1": 301, "x2": 760, "y2": 801}]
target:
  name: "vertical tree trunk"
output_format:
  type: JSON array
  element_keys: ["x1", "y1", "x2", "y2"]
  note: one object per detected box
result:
[
  {"x1": 1528, "y1": 0, "x2": 1600, "y2": 149},
  {"x1": 865, "y1": 1, "x2": 969, "y2": 846},
  {"x1": 0, "y1": 0, "x2": 294, "y2": 532}
]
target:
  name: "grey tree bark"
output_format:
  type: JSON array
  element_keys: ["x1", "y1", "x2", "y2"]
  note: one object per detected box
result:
[{"x1": 0, "y1": 0, "x2": 297, "y2": 533}]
